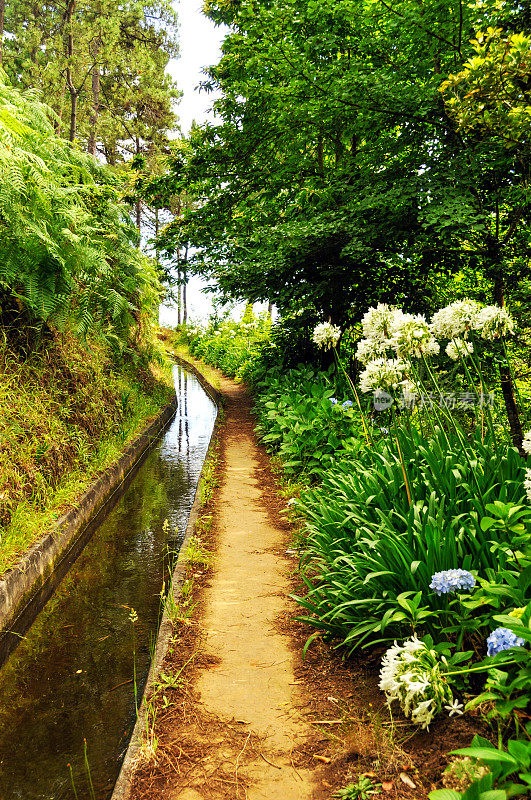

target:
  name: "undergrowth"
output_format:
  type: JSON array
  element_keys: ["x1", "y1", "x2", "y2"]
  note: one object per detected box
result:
[{"x1": 0, "y1": 330, "x2": 173, "y2": 574}]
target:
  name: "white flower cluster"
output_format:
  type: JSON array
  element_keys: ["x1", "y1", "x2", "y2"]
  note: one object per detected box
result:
[
  {"x1": 379, "y1": 636, "x2": 461, "y2": 729},
  {"x1": 312, "y1": 322, "x2": 341, "y2": 351},
  {"x1": 389, "y1": 313, "x2": 440, "y2": 359},
  {"x1": 523, "y1": 431, "x2": 531, "y2": 456},
  {"x1": 355, "y1": 337, "x2": 390, "y2": 365},
  {"x1": 361, "y1": 304, "x2": 402, "y2": 341},
  {"x1": 360, "y1": 305, "x2": 439, "y2": 360},
  {"x1": 474, "y1": 305, "x2": 515, "y2": 340},
  {"x1": 359, "y1": 358, "x2": 410, "y2": 394},
  {"x1": 431, "y1": 299, "x2": 514, "y2": 343},
  {"x1": 445, "y1": 338, "x2": 474, "y2": 361},
  {"x1": 430, "y1": 300, "x2": 481, "y2": 340},
  {"x1": 354, "y1": 300, "x2": 516, "y2": 399}
]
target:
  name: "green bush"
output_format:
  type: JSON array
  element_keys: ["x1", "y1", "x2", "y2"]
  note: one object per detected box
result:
[
  {"x1": 186, "y1": 312, "x2": 271, "y2": 380},
  {"x1": 254, "y1": 364, "x2": 365, "y2": 478}
]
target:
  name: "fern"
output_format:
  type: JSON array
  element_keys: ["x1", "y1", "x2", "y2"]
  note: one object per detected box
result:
[{"x1": 0, "y1": 70, "x2": 160, "y2": 346}]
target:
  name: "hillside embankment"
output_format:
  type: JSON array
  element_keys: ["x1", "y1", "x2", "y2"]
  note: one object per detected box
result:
[{"x1": 0, "y1": 328, "x2": 174, "y2": 577}]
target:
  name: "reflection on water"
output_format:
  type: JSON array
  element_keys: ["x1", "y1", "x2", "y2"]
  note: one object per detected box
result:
[{"x1": 0, "y1": 366, "x2": 217, "y2": 800}]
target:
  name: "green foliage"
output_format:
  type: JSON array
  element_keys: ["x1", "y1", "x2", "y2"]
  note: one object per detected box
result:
[
  {"x1": 441, "y1": 28, "x2": 531, "y2": 148},
  {"x1": 254, "y1": 364, "x2": 364, "y2": 478},
  {"x1": 185, "y1": 311, "x2": 272, "y2": 381},
  {"x1": 250, "y1": 350, "x2": 530, "y2": 652},
  {"x1": 291, "y1": 425, "x2": 528, "y2": 651},
  {"x1": 430, "y1": 735, "x2": 531, "y2": 799},
  {"x1": 3, "y1": 0, "x2": 179, "y2": 159},
  {"x1": 0, "y1": 330, "x2": 173, "y2": 572},
  {"x1": 154, "y1": 0, "x2": 531, "y2": 324},
  {"x1": 333, "y1": 776, "x2": 381, "y2": 799},
  {"x1": 0, "y1": 73, "x2": 160, "y2": 341}
]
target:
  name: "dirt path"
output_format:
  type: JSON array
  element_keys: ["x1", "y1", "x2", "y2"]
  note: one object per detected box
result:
[{"x1": 191, "y1": 378, "x2": 315, "y2": 799}]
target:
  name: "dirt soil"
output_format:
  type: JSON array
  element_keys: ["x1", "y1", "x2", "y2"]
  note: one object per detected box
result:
[{"x1": 129, "y1": 366, "x2": 486, "y2": 800}]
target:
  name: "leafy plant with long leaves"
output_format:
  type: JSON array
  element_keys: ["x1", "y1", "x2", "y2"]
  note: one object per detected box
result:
[{"x1": 292, "y1": 425, "x2": 529, "y2": 651}]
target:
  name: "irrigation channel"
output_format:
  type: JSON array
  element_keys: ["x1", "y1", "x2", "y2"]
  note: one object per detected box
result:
[{"x1": 0, "y1": 365, "x2": 217, "y2": 800}]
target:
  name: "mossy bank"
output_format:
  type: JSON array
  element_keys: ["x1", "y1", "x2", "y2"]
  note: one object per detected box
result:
[{"x1": 0, "y1": 329, "x2": 174, "y2": 577}]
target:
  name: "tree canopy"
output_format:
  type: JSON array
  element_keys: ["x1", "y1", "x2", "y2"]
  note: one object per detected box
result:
[
  {"x1": 153, "y1": 0, "x2": 531, "y2": 326},
  {"x1": 3, "y1": 0, "x2": 179, "y2": 161}
]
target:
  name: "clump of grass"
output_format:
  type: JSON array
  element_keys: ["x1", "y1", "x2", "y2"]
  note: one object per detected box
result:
[
  {"x1": 161, "y1": 576, "x2": 197, "y2": 625},
  {"x1": 183, "y1": 535, "x2": 212, "y2": 566},
  {"x1": 198, "y1": 438, "x2": 221, "y2": 506}
]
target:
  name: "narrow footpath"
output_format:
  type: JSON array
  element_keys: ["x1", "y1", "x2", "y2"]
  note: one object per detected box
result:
[
  {"x1": 191, "y1": 377, "x2": 315, "y2": 799},
  {"x1": 131, "y1": 368, "x2": 322, "y2": 800}
]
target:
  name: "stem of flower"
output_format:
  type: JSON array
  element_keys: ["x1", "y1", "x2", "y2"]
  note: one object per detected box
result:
[
  {"x1": 392, "y1": 407, "x2": 412, "y2": 506},
  {"x1": 333, "y1": 349, "x2": 372, "y2": 447},
  {"x1": 445, "y1": 659, "x2": 517, "y2": 677},
  {"x1": 421, "y1": 354, "x2": 486, "y2": 513},
  {"x1": 456, "y1": 337, "x2": 497, "y2": 445}
]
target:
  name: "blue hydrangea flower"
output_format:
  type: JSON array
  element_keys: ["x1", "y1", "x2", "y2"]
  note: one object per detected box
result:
[
  {"x1": 342, "y1": 400, "x2": 353, "y2": 408},
  {"x1": 429, "y1": 569, "x2": 476, "y2": 596},
  {"x1": 330, "y1": 397, "x2": 338, "y2": 405},
  {"x1": 487, "y1": 627, "x2": 526, "y2": 657}
]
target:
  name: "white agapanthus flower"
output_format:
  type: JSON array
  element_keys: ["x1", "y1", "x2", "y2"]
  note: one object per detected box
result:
[
  {"x1": 389, "y1": 313, "x2": 440, "y2": 359},
  {"x1": 445, "y1": 338, "x2": 474, "y2": 361},
  {"x1": 379, "y1": 636, "x2": 458, "y2": 729},
  {"x1": 312, "y1": 322, "x2": 341, "y2": 351},
  {"x1": 361, "y1": 304, "x2": 405, "y2": 342},
  {"x1": 472, "y1": 305, "x2": 515, "y2": 340},
  {"x1": 430, "y1": 300, "x2": 481, "y2": 340},
  {"x1": 445, "y1": 699, "x2": 465, "y2": 717},
  {"x1": 359, "y1": 358, "x2": 410, "y2": 393},
  {"x1": 525, "y1": 468, "x2": 531, "y2": 502},
  {"x1": 355, "y1": 337, "x2": 392, "y2": 364},
  {"x1": 523, "y1": 431, "x2": 531, "y2": 456}
]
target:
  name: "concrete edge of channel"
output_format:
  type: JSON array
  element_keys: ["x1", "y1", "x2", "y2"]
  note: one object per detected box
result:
[
  {"x1": 0, "y1": 394, "x2": 178, "y2": 638},
  {"x1": 111, "y1": 356, "x2": 223, "y2": 800}
]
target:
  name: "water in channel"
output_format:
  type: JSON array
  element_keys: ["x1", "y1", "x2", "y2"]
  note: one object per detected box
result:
[{"x1": 0, "y1": 365, "x2": 217, "y2": 800}]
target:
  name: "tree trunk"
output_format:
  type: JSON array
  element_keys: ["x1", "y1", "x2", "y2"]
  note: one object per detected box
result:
[
  {"x1": 135, "y1": 136, "x2": 142, "y2": 229},
  {"x1": 64, "y1": 0, "x2": 78, "y2": 142},
  {"x1": 87, "y1": 65, "x2": 101, "y2": 155},
  {"x1": 182, "y1": 244, "x2": 188, "y2": 326},
  {"x1": 493, "y1": 272, "x2": 524, "y2": 455},
  {"x1": 154, "y1": 207, "x2": 160, "y2": 266},
  {"x1": 0, "y1": 0, "x2": 5, "y2": 65},
  {"x1": 317, "y1": 135, "x2": 324, "y2": 175},
  {"x1": 176, "y1": 245, "x2": 181, "y2": 326},
  {"x1": 69, "y1": 90, "x2": 78, "y2": 142}
]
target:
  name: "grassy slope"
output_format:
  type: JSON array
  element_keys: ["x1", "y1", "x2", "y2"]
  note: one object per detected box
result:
[{"x1": 0, "y1": 331, "x2": 174, "y2": 575}]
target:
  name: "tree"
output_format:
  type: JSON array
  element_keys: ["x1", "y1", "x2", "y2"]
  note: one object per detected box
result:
[
  {"x1": 154, "y1": 0, "x2": 529, "y2": 327},
  {"x1": 2, "y1": 0, "x2": 179, "y2": 158}
]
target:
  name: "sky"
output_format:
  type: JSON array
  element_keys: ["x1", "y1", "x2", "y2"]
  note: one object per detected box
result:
[
  {"x1": 159, "y1": 0, "x2": 228, "y2": 327},
  {"x1": 167, "y1": 0, "x2": 226, "y2": 136}
]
